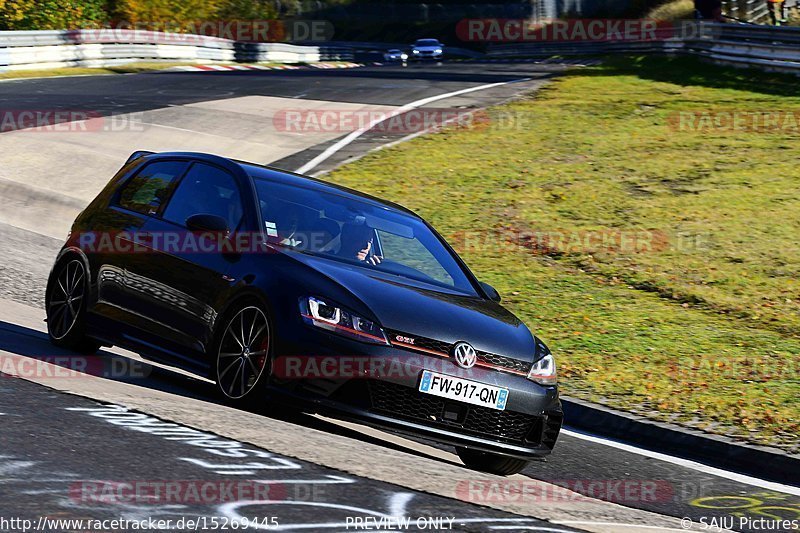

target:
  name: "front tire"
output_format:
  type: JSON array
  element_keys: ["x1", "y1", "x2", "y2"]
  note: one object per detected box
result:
[
  {"x1": 45, "y1": 257, "x2": 99, "y2": 354},
  {"x1": 456, "y1": 447, "x2": 530, "y2": 476},
  {"x1": 213, "y1": 301, "x2": 272, "y2": 405}
]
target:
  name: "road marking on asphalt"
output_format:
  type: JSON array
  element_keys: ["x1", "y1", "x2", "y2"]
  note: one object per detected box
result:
[
  {"x1": 562, "y1": 427, "x2": 800, "y2": 496},
  {"x1": 0, "y1": 457, "x2": 37, "y2": 476},
  {"x1": 295, "y1": 77, "x2": 531, "y2": 174},
  {"x1": 253, "y1": 475, "x2": 354, "y2": 485},
  {"x1": 219, "y1": 497, "x2": 571, "y2": 532}
]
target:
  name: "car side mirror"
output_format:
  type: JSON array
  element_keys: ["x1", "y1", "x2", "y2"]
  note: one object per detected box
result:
[
  {"x1": 186, "y1": 214, "x2": 230, "y2": 238},
  {"x1": 480, "y1": 282, "x2": 501, "y2": 302}
]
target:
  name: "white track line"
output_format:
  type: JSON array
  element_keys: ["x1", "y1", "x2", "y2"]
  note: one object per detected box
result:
[
  {"x1": 561, "y1": 427, "x2": 800, "y2": 496},
  {"x1": 295, "y1": 77, "x2": 530, "y2": 174}
]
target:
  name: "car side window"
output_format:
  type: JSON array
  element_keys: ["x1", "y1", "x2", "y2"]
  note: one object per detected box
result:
[
  {"x1": 117, "y1": 161, "x2": 188, "y2": 216},
  {"x1": 162, "y1": 163, "x2": 244, "y2": 230}
]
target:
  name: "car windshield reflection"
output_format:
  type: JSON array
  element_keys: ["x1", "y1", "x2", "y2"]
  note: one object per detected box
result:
[{"x1": 252, "y1": 177, "x2": 477, "y2": 295}]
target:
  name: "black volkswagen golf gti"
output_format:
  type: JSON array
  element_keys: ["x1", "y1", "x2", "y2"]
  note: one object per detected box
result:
[{"x1": 46, "y1": 151, "x2": 562, "y2": 475}]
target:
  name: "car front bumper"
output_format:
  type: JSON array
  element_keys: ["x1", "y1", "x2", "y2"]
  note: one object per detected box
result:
[
  {"x1": 270, "y1": 328, "x2": 563, "y2": 459},
  {"x1": 411, "y1": 52, "x2": 443, "y2": 60}
]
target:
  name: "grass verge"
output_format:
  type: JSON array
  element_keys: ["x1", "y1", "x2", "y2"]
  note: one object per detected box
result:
[{"x1": 326, "y1": 55, "x2": 800, "y2": 453}]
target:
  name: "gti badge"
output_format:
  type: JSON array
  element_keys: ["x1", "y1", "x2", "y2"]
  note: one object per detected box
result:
[{"x1": 452, "y1": 342, "x2": 477, "y2": 369}]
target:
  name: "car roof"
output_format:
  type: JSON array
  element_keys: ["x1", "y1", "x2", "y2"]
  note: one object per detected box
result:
[{"x1": 143, "y1": 151, "x2": 420, "y2": 218}]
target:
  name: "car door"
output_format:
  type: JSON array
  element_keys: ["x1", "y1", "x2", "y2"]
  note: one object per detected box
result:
[
  {"x1": 130, "y1": 161, "x2": 249, "y2": 363},
  {"x1": 89, "y1": 159, "x2": 190, "y2": 331}
]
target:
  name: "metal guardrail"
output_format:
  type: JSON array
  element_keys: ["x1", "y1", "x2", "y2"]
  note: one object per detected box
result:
[
  {"x1": 0, "y1": 30, "x2": 354, "y2": 71},
  {"x1": 486, "y1": 22, "x2": 800, "y2": 75}
]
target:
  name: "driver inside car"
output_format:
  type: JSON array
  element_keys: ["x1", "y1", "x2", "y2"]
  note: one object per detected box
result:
[{"x1": 338, "y1": 222, "x2": 382, "y2": 265}]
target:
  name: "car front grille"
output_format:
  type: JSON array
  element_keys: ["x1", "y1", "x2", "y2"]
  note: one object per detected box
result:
[
  {"x1": 367, "y1": 380, "x2": 542, "y2": 445},
  {"x1": 385, "y1": 329, "x2": 532, "y2": 376},
  {"x1": 475, "y1": 351, "x2": 531, "y2": 375},
  {"x1": 409, "y1": 335, "x2": 451, "y2": 355}
]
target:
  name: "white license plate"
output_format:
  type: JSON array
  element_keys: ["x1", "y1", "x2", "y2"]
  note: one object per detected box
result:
[{"x1": 418, "y1": 370, "x2": 508, "y2": 411}]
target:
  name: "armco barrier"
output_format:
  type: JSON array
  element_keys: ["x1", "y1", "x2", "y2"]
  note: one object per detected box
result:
[
  {"x1": 0, "y1": 29, "x2": 353, "y2": 71},
  {"x1": 486, "y1": 22, "x2": 800, "y2": 75}
]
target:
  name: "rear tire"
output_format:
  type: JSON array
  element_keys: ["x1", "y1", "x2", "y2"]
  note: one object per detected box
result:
[
  {"x1": 45, "y1": 257, "x2": 100, "y2": 354},
  {"x1": 456, "y1": 447, "x2": 530, "y2": 476}
]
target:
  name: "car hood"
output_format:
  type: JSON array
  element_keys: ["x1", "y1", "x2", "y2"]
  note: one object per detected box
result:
[
  {"x1": 289, "y1": 252, "x2": 536, "y2": 361},
  {"x1": 414, "y1": 46, "x2": 442, "y2": 51}
]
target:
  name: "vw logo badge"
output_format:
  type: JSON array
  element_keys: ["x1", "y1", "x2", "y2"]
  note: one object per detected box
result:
[{"x1": 452, "y1": 342, "x2": 477, "y2": 369}]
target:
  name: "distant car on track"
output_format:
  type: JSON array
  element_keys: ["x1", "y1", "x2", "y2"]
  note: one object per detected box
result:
[
  {"x1": 410, "y1": 39, "x2": 444, "y2": 60},
  {"x1": 45, "y1": 151, "x2": 562, "y2": 475},
  {"x1": 383, "y1": 49, "x2": 409, "y2": 62}
]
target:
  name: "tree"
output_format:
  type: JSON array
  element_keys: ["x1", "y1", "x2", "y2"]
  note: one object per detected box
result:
[
  {"x1": 109, "y1": 0, "x2": 222, "y2": 30},
  {"x1": 1, "y1": 0, "x2": 107, "y2": 30}
]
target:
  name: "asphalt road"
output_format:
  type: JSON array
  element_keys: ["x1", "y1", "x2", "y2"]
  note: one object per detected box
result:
[
  {"x1": 0, "y1": 62, "x2": 798, "y2": 533},
  {"x1": 1, "y1": 375, "x2": 581, "y2": 533},
  {"x1": 0, "y1": 62, "x2": 550, "y2": 111},
  {"x1": 2, "y1": 317, "x2": 799, "y2": 532}
]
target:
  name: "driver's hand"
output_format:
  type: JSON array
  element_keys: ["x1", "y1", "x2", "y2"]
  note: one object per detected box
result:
[{"x1": 366, "y1": 255, "x2": 382, "y2": 266}]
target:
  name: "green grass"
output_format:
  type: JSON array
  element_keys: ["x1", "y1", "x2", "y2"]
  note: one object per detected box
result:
[{"x1": 326, "y1": 55, "x2": 800, "y2": 452}]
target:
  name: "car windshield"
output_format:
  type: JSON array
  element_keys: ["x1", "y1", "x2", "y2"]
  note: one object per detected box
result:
[
  {"x1": 253, "y1": 178, "x2": 477, "y2": 295},
  {"x1": 415, "y1": 40, "x2": 440, "y2": 46}
]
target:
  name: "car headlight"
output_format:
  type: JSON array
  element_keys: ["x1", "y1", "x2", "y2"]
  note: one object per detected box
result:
[
  {"x1": 528, "y1": 351, "x2": 557, "y2": 386},
  {"x1": 412, "y1": 49, "x2": 420, "y2": 54},
  {"x1": 401, "y1": 54, "x2": 408, "y2": 60},
  {"x1": 434, "y1": 49, "x2": 443, "y2": 54},
  {"x1": 300, "y1": 296, "x2": 389, "y2": 345}
]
